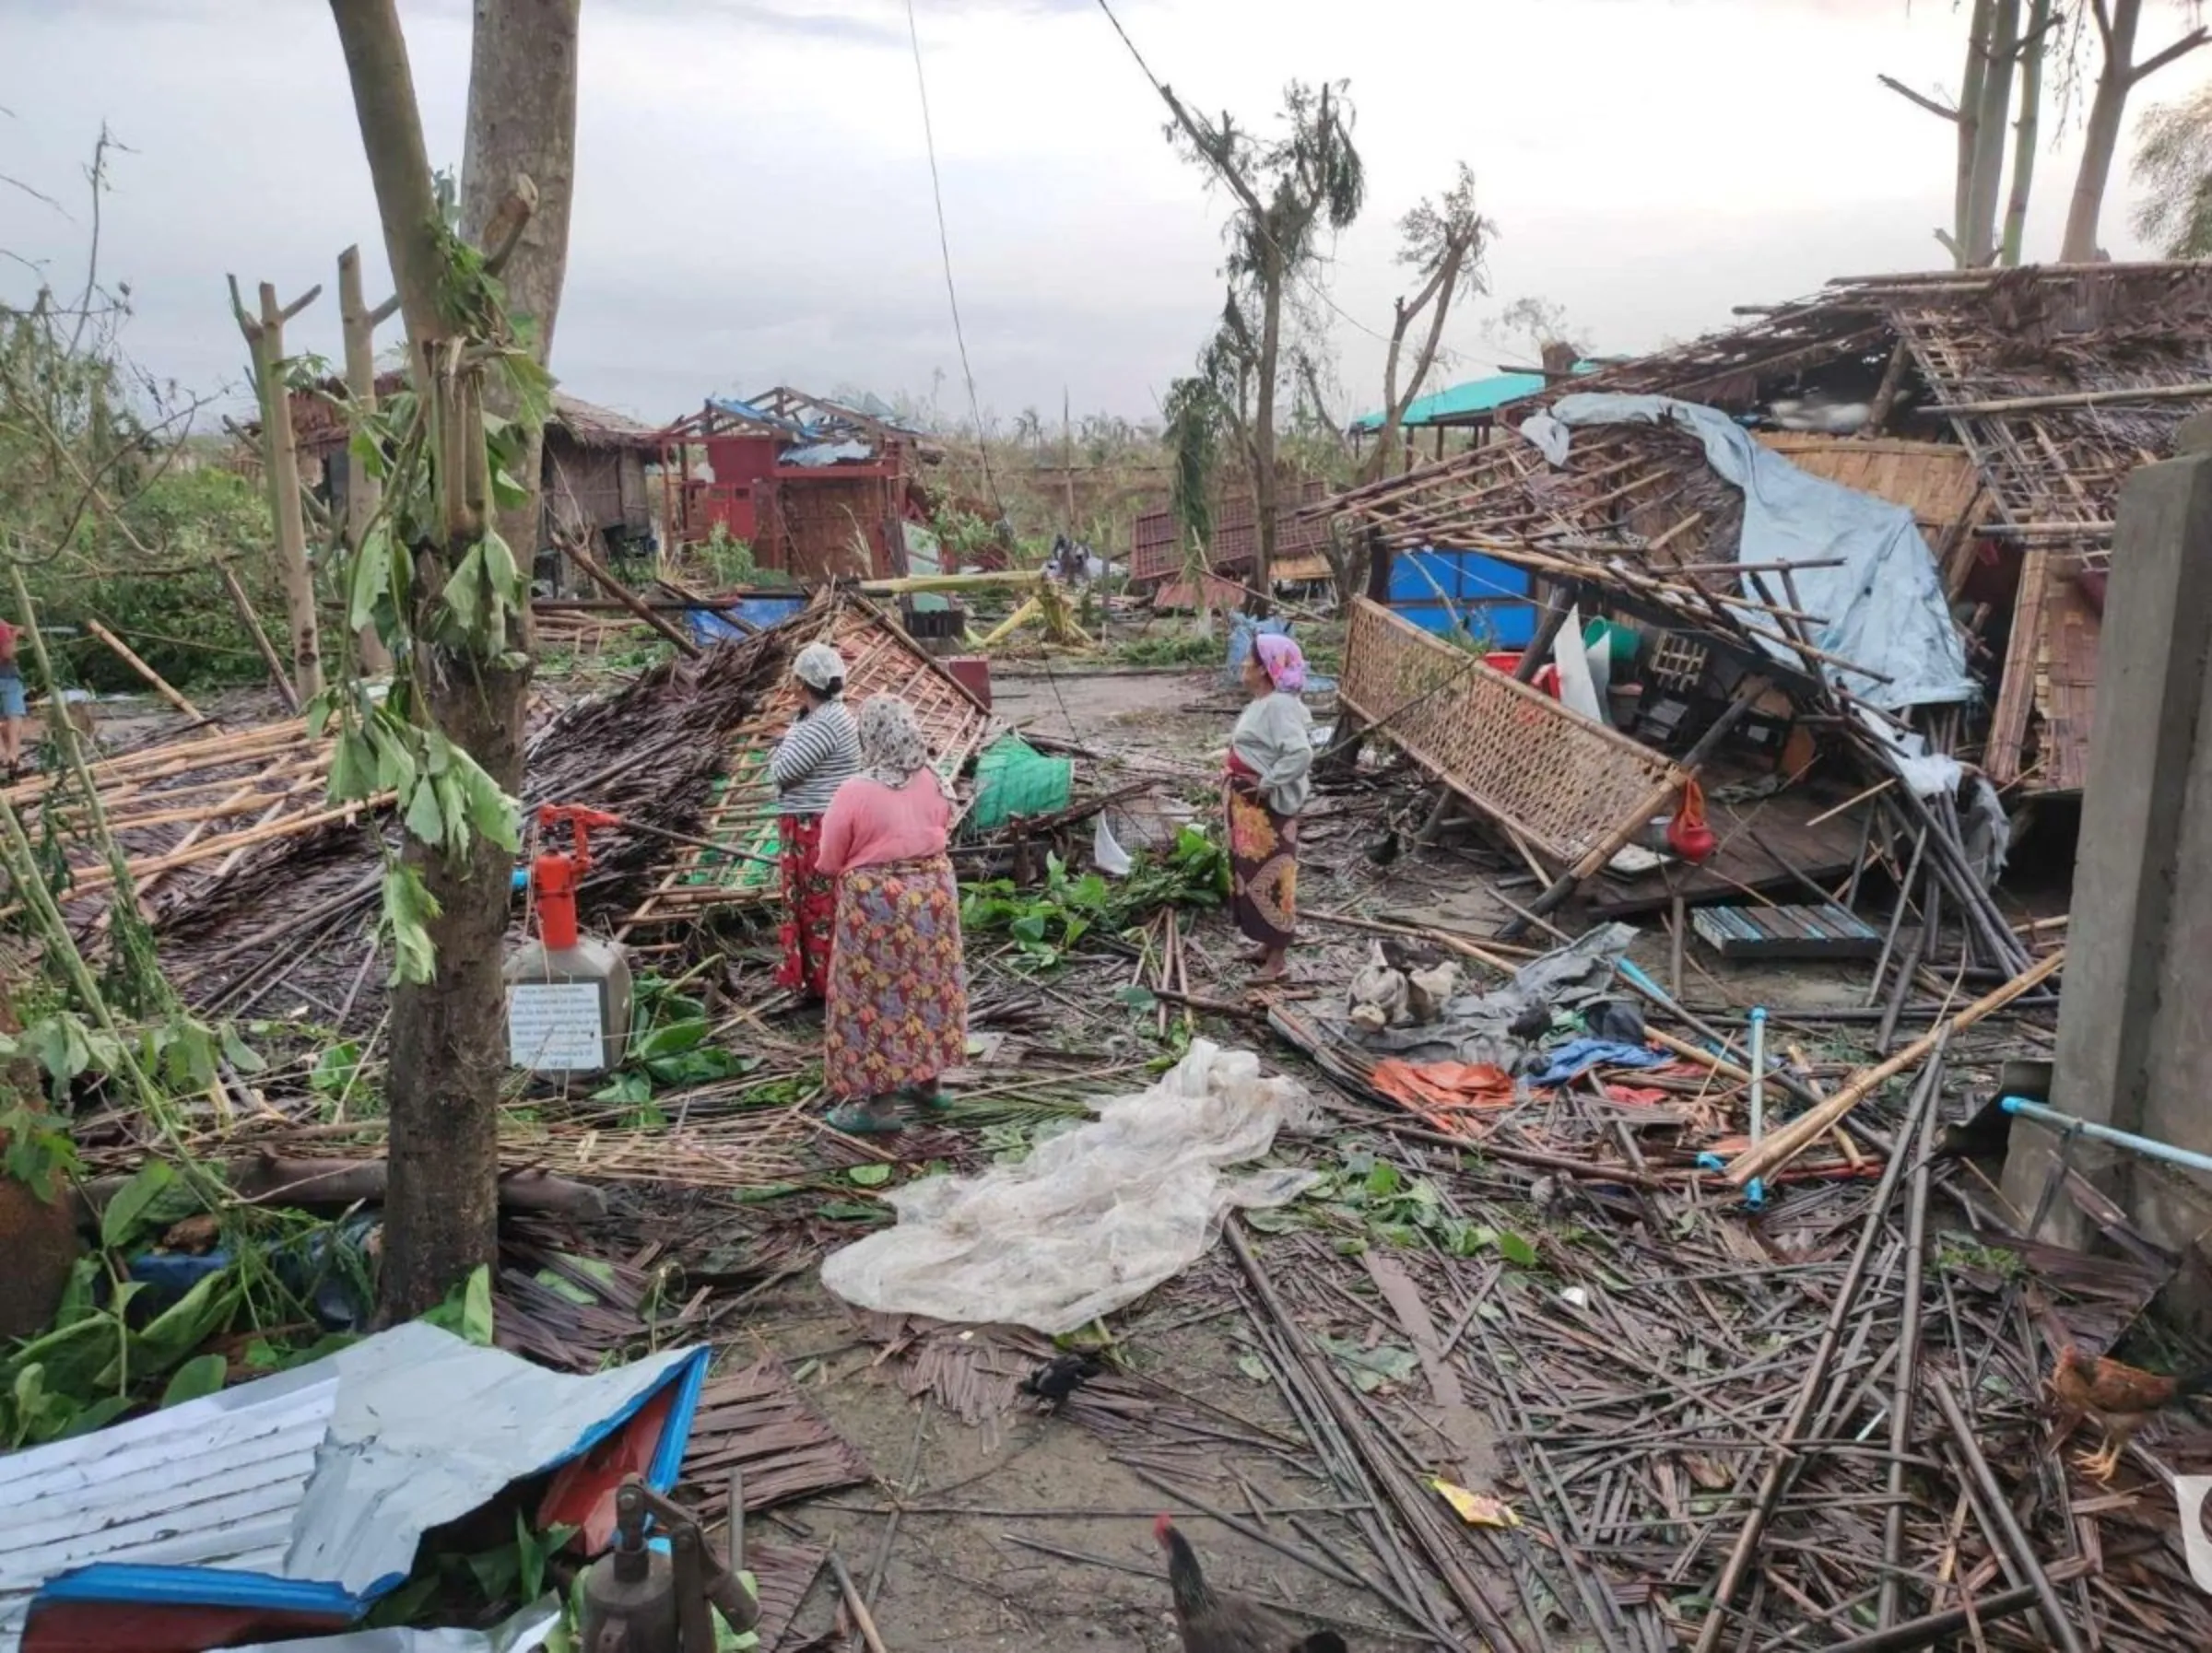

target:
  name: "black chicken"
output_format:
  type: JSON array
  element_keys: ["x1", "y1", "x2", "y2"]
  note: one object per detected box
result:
[
  {"x1": 1018, "y1": 1353, "x2": 1104, "y2": 1413},
  {"x1": 1155, "y1": 1514, "x2": 1348, "y2": 1653}
]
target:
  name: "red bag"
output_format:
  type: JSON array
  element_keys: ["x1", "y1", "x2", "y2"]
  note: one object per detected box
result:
[{"x1": 1666, "y1": 777, "x2": 1717, "y2": 862}]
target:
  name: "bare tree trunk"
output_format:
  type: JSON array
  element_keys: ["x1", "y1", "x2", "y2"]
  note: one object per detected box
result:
[
  {"x1": 1362, "y1": 246, "x2": 1462, "y2": 487},
  {"x1": 328, "y1": 0, "x2": 573, "y2": 1321},
  {"x1": 1965, "y1": 0, "x2": 2020, "y2": 265},
  {"x1": 337, "y1": 245, "x2": 394, "y2": 675},
  {"x1": 231, "y1": 279, "x2": 325, "y2": 704},
  {"x1": 2063, "y1": 0, "x2": 2209, "y2": 261},
  {"x1": 1250, "y1": 251, "x2": 1281, "y2": 617},
  {"x1": 461, "y1": 0, "x2": 579, "y2": 652},
  {"x1": 1953, "y1": 0, "x2": 1995, "y2": 260},
  {"x1": 2002, "y1": 0, "x2": 2052, "y2": 265}
]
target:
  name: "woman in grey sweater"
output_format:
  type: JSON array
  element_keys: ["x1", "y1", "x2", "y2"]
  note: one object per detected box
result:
[
  {"x1": 768, "y1": 640, "x2": 862, "y2": 1000},
  {"x1": 1224, "y1": 633, "x2": 1314, "y2": 983}
]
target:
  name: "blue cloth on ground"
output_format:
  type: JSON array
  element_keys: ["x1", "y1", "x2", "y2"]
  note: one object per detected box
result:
[{"x1": 1530, "y1": 1038, "x2": 1671, "y2": 1086}]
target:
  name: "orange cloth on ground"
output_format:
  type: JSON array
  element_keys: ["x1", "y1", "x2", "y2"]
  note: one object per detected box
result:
[{"x1": 1370, "y1": 1059, "x2": 1516, "y2": 1136}]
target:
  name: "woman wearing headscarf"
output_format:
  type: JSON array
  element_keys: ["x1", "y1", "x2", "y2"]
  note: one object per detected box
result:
[
  {"x1": 813, "y1": 696, "x2": 970, "y2": 1133},
  {"x1": 1225, "y1": 632, "x2": 1314, "y2": 983},
  {"x1": 768, "y1": 641, "x2": 861, "y2": 1001}
]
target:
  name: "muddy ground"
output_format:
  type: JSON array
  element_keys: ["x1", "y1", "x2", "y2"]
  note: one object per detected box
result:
[{"x1": 723, "y1": 657, "x2": 1974, "y2": 1652}]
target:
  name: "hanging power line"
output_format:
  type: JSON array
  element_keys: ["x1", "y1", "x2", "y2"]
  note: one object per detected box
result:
[
  {"x1": 903, "y1": 0, "x2": 1005, "y2": 518},
  {"x1": 1090, "y1": 0, "x2": 1394, "y2": 347}
]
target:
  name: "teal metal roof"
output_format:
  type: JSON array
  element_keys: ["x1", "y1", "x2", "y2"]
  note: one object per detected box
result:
[{"x1": 1350, "y1": 362, "x2": 1600, "y2": 433}]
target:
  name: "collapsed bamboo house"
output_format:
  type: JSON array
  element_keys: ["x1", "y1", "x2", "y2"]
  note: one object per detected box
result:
[{"x1": 1333, "y1": 262, "x2": 2212, "y2": 803}]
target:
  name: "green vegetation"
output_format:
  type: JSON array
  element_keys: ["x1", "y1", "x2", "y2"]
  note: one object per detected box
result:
[{"x1": 959, "y1": 826, "x2": 1228, "y2": 969}]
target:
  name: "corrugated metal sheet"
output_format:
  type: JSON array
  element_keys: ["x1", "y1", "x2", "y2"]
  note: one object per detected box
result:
[
  {"x1": 2, "y1": 1368, "x2": 344, "y2": 1648},
  {"x1": 0, "y1": 1325, "x2": 710, "y2": 1653},
  {"x1": 1348, "y1": 362, "x2": 1602, "y2": 432},
  {"x1": 1128, "y1": 481, "x2": 1330, "y2": 584}
]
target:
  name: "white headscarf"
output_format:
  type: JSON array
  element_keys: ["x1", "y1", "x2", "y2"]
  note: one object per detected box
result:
[
  {"x1": 794, "y1": 641, "x2": 847, "y2": 693},
  {"x1": 857, "y1": 695, "x2": 941, "y2": 792}
]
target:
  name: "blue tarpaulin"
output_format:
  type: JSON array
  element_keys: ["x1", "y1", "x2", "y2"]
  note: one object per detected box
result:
[{"x1": 687, "y1": 595, "x2": 807, "y2": 647}]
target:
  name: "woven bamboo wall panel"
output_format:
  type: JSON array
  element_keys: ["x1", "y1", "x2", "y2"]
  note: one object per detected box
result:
[
  {"x1": 1754, "y1": 435, "x2": 1983, "y2": 536},
  {"x1": 1339, "y1": 599, "x2": 1676, "y2": 865}
]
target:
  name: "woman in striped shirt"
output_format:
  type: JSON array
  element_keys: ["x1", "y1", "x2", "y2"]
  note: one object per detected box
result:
[{"x1": 769, "y1": 641, "x2": 863, "y2": 1000}]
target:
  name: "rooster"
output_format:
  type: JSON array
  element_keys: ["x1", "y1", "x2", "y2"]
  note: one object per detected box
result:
[
  {"x1": 2049, "y1": 1342, "x2": 2212, "y2": 1481},
  {"x1": 1154, "y1": 1515, "x2": 1347, "y2": 1653},
  {"x1": 1018, "y1": 1353, "x2": 1103, "y2": 1413}
]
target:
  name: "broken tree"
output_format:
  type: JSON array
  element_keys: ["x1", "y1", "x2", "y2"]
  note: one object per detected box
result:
[
  {"x1": 229, "y1": 275, "x2": 324, "y2": 701},
  {"x1": 324, "y1": 0, "x2": 578, "y2": 1319}
]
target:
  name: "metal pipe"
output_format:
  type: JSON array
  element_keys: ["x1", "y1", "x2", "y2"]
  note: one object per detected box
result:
[
  {"x1": 1746, "y1": 1006, "x2": 1768, "y2": 1210},
  {"x1": 2001, "y1": 1096, "x2": 2212, "y2": 1178},
  {"x1": 1747, "y1": 1006, "x2": 1767, "y2": 1144},
  {"x1": 1616, "y1": 959, "x2": 1820, "y2": 1109}
]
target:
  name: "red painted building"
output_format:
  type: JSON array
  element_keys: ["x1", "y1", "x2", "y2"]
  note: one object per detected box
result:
[{"x1": 658, "y1": 388, "x2": 941, "y2": 581}]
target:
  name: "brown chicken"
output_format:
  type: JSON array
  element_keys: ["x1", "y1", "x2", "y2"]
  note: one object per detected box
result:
[
  {"x1": 2050, "y1": 1343, "x2": 2212, "y2": 1481},
  {"x1": 1154, "y1": 1514, "x2": 1347, "y2": 1653}
]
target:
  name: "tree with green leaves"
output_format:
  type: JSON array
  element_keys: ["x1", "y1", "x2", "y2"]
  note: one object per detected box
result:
[
  {"x1": 2131, "y1": 77, "x2": 2212, "y2": 253},
  {"x1": 322, "y1": 0, "x2": 578, "y2": 1319},
  {"x1": 1157, "y1": 78, "x2": 1364, "y2": 612}
]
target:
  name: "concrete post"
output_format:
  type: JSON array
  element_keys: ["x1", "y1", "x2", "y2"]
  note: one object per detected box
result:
[{"x1": 2001, "y1": 416, "x2": 2212, "y2": 1256}]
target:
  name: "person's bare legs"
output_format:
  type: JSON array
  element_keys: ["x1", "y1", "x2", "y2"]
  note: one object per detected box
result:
[
  {"x1": 1249, "y1": 945, "x2": 1288, "y2": 983},
  {"x1": 1, "y1": 715, "x2": 21, "y2": 770}
]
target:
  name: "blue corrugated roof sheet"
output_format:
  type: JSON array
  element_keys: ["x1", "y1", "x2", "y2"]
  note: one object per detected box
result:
[
  {"x1": 1350, "y1": 363, "x2": 1601, "y2": 433},
  {"x1": 0, "y1": 1324, "x2": 711, "y2": 1652}
]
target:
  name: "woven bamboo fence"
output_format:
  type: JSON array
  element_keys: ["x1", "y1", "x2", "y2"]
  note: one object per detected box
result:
[{"x1": 1338, "y1": 598, "x2": 1678, "y2": 867}]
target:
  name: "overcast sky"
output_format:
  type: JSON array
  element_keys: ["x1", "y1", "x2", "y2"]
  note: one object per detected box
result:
[{"x1": 3, "y1": 0, "x2": 2204, "y2": 432}]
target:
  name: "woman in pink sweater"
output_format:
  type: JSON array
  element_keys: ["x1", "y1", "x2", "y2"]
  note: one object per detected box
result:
[{"x1": 815, "y1": 695, "x2": 970, "y2": 1133}]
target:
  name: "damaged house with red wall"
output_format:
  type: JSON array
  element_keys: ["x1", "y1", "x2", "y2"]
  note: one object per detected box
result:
[{"x1": 656, "y1": 388, "x2": 943, "y2": 581}]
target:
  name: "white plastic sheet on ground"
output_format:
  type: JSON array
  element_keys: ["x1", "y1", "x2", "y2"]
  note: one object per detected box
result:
[
  {"x1": 1519, "y1": 394, "x2": 1977, "y2": 711},
  {"x1": 819, "y1": 1040, "x2": 1319, "y2": 1333}
]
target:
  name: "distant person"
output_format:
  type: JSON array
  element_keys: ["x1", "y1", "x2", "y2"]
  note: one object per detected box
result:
[{"x1": 0, "y1": 616, "x2": 25, "y2": 776}]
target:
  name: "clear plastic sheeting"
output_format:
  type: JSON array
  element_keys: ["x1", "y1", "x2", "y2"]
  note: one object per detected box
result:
[
  {"x1": 1522, "y1": 394, "x2": 1977, "y2": 711},
  {"x1": 232, "y1": 1600, "x2": 560, "y2": 1653},
  {"x1": 819, "y1": 1041, "x2": 1320, "y2": 1333}
]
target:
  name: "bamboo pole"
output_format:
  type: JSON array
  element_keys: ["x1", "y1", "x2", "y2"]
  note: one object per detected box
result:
[
  {"x1": 1926, "y1": 380, "x2": 2212, "y2": 417},
  {"x1": 218, "y1": 563, "x2": 302, "y2": 713},
  {"x1": 83, "y1": 620, "x2": 209, "y2": 725},
  {"x1": 565, "y1": 539, "x2": 702, "y2": 659},
  {"x1": 1725, "y1": 948, "x2": 2063, "y2": 1185}
]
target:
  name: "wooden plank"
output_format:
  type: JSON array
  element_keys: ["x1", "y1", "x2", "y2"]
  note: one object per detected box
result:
[{"x1": 1692, "y1": 903, "x2": 1886, "y2": 961}]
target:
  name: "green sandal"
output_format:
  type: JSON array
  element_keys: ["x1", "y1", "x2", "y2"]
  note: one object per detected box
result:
[
  {"x1": 902, "y1": 1084, "x2": 955, "y2": 1112},
  {"x1": 826, "y1": 1102, "x2": 903, "y2": 1135}
]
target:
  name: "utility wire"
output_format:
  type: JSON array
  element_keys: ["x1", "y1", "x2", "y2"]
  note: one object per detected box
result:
[
  {"x1": 1091, "y1": 0, "x2": 1393, "y2": 347},
  {"x1": 903, "y1": 0, "x2": 1006, "y2": 520}
]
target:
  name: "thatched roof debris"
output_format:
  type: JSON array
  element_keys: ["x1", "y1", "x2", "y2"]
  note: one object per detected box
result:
[{"x1": 147, "y1": 592, "x2": 989, "y2": 1034}]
